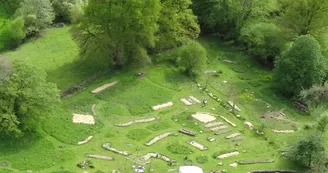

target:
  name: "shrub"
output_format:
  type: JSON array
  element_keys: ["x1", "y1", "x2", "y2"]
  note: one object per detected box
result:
[
  {"x1": 176, "y1": 41, "x2": 207, "y2": 78},
  {"x1": 240, "y1": 22, "x2": 284, "y2": 62},
  {"x1": 273, "y1": 35, "x2": 327, "y2": 97},
  {"x1": 0, "y1": 17, "x2": 25, "y2": 50},
  {"x1": 167, "y1": 142, "x2": 193, "y2": 155},
  {"x1": 196, "y1": 155, "x2": 208, "y2": 164}
]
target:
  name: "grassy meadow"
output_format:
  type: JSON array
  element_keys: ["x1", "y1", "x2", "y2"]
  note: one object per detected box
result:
[{"x1": 0, "y1": 27, "x2": 313, "y2": 173}]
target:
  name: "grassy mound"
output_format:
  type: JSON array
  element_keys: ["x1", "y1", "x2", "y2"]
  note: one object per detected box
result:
[
  {"x1": 126, "y1": 129, "x2": 151, "y2": 141},
  {"x1": 167, "y1": 142, "x2": 193, "y2": 155}
]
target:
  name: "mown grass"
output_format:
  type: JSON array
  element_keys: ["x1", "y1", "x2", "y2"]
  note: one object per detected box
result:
[
  {"x1": 0, "y1": 28, "x2": 311, "y2": 173},
  {"x1": 8, "y1": 27, "x2": 107, "y2": 89}
]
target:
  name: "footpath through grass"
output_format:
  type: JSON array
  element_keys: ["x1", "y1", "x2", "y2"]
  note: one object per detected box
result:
[{"x1": 0, "y1": 29, "x2": 313, "y2": 172}]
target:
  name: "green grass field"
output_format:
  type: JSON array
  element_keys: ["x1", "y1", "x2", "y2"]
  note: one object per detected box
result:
[{"x1": 0, "y1": 28, "x2": 314, "y2": 173}]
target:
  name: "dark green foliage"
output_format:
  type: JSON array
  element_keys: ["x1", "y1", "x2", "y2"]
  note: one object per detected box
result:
[
  {"x1": 167, "y1": 142, "x2": 193, "y2": 155},
  {"x1": 0, "y1": 62, "x2": 60, "y2": 136},
  {"x1": 0, "y1": 17, "x2": 25, "y2": 50},
  {"x1": 240, "y1": 22, "x2": 284, "y2": 62},
  {"x1": 196, "y1": 155, "x2": 208, "y2": 164},
  {"x1": 51, "y1": 0, "x2": 75, "y2": 22},
  {"x1": 176, "y1": 41, "x2": 207, "y2": 78},
  {"x1": 283, "y1": 133, "x2": 325, "y2": 168},
  {"x1": 74, "y1": 0, "x2": 161, "y2": 67},
  {"x1": 15, "y1": 0, "x2": 55, "y2": 36},
  {"x1": 126, "y1": 129, "x2": 151, "y2": 141},
  {"x1": 273, "y1": 35, "x2": 327, "y2": 96},
  {"x1": 192, "y1": 0, "x2": 278, "y2": 39},
  {"x1": 155, "y1": 0, "x2": 199, "y2": 50},
  {"x1": 280, "y1": 0, "x2": 328, "y2": 36}
]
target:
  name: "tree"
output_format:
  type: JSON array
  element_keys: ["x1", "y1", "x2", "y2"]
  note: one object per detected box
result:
[
  {"x1": 176, "y1": 41, "x2": 207, "y2": 78},
  {"x1": 0, "y1": 17, "x2": 25, "y2": 49},
  {"x1": 15, "y1": 0, "x2": 55, "y2": 36},
  {"x1": 191, "y1": 0, "x2": 279, "y2": 39},
  {"x1": 273, "y1": 35, "x2": 327, "y2": 97},
  {"x1": 51, "y1": 0, "x2": 75, "y2": 22},
  {"x1": 280, "y1": 0, "x2": 328, "y2": 36},
  {"x1": 0, "y1": 61, "x2": 60, "y2": 136},
  {"x1": 240, "y1": 22, "x2": 285, "y2": 62},
  {"x1": 74, "y1": 0, "x2": 161, "y2": 67},
  {"x1": 0, "y1": 0, "x2": 20, "y2": 16},
  {"x1": 155, "y1": 0, "x2": 200, "y2": 51},
  {"x1": 283, "y1": 133, "x2": 325, "y2": 169}
]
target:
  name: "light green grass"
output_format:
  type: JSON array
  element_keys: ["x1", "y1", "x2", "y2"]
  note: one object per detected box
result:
[
  {"x1": 0, "y1": 28, "x2": 312, "y2": 172},
  {"x1": 8, "y1": 27, "x2": 107, "y2": 89}
]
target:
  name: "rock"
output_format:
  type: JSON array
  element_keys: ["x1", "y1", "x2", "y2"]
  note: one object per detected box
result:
[
  {"x1": 112, "y1": 170, "x2": 120, "y2": 173},
  {"x1": 223, "y1": 81, "x2": 228, "y2": 84},
  {"x1": 194, "y1": 122, "x2": 198, "y2": 125},
  {"x1": 174, "y1": 119, "x2": 178, "y2": 122},
  {"x1": 26, "y1": 170, "x2": 32, "y2": 173},
  {"x1": 229, "y1": 163, "x2": 238, "y2": 167},
  {"x1": 221, "y1": 169, "x2": 227, "y2": 173},
  {"x1": 211, "y1": 108, "x2": 215, "y2": 111},
  {"x1": 197, "y1": 84, "x2": 201, "y2": 87},
  {"x1": 218, "y1": 162, "x2": 223, "y2": 166},
  {"x1": 236, "y1": 115, "x2": 241, "y2": 118},
  {"x1": 242, "y1": 150, "x2": 247, "y2": 153},
  {"x1": 199, "y1": 131, "x2": 203, "y2": 133}
]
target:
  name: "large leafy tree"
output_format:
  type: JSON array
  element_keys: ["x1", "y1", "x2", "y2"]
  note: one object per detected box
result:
[
  {"x1": 273, "y1": 35, "x2": 327, "y2": 96},
  {"x1": 283, "y1": 133, "x2": 325, "y2": 170},
  {"x1": 155, "y1": 0, "x2": 200, "y2": 51},
  {"x1": 280, "y1": 0, "x2": 328, "y2": 36},
  {"x1": 0, "y1": 61, "x2": 60, "y2": 137},
  {"x1": 192, "y1": 0, "x2": 278, "y2": 39},
  {"x1": 74, "y1": 0, "x2": 161, "y2": 67},
  {"x1": 15, "y1": 0, "x2": 55, "y2": 36}
]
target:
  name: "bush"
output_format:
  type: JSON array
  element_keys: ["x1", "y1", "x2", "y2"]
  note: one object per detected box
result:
[
  {"x1": 15, "y1": 0, "x2": 55, "y2": 36},
  {"x1": 0, "y1": 17, "x2": 25, "y2": 50},
  {"x1": 196, "y1": 155, "x2": 208, "y2": 164},
  {"x1": 273, "y1": 35, "x2": 327, "y2": 97},
  {"x1": 51, "y1": 0, "x2": 74, "y2": 22},
  {"x1": 176, "y1": 41, "x2": 207, "y2": 78},
  {"x1": 167, "y1": 142, "x2": 193, "y2": 155},
  {"x1": 240, "y1": 22, "x2": 284, "y2": 62}
]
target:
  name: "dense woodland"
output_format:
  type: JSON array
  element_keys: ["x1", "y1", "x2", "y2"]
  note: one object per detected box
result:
[{"x1": 2, "y1": 0, "x2": 328, "y2": 172}]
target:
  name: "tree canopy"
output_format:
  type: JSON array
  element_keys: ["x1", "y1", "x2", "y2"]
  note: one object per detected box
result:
[
  {"x1": 74, "y1": 0, "x2": 161, "y2": 67},
  {"x1": 280, "y1": 0, "x2": 328, "y2": 36},
  {"x1": 273, "y1": 35, "x2": 327, "y2": 96},
  {"x1": 0, "y1": 61, "x2": 60, "y2": 136}
]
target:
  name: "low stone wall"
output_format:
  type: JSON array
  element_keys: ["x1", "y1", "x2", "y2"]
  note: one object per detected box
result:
[
  {"x1": 188, "y1": 140, "x2": 207, "y2": 151},
  {"x1": 145, "y1": 132, "x2": 173, "y2": 146},
  {"x1": 237, "y1": 159, "x2": 274, "y2": 165},
  {"x1": 152, "y1": 102, "x2": 173, "y2": 110},
  {"x1": 115, "y1": 117, "x2": 160, "y2": 127},
  {"x1": 217, "y1": 151, "x2": 239, "y2": 159},
  {"x1": 272, "y1": 130, "x2": 295, "y2": 134},
  {"x1": 205, "y1": 122, "x2": 224, "y2": 128},
  {"x1": 210, "y1": 125, "x2": 228, "y2": 132},
  {"x1": 219, "y1": 116, "x2": 236, "y2": 127},
  {"x1": 102, "y1": 143, "x2": 130, "y2": 156},
  {"x1": 179, "y1": 128, "x2": 196, "y2": 136},
  {"x1": 78, "y1": 136, "x2": 93, "y2": 145},
  {"x1": 248, "y1": 170, "x2": 296, "y2": 173},
  {"x1": 140, "y1": 152, "x2": 175, "y2": 165},
  {"x1": 91, "y1": 81, "x2": 118, "y2": 94},
  {"x1": 226, "y1": 133, "x2": 241, "y2": 139},
  {"x1": 85, "y1": 154, "x2": 114, "y2": 161}
]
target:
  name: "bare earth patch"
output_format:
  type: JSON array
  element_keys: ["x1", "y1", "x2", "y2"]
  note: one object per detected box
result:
[
  {"x1": 91, "y1": 81, "x2": 118, "y2": 94},
  {"x1": 192, "y1": 112, "x2": 216, "y2": 123},
  {"x1": 72, "y1": 114, "x2": 95, "y2": 125}
]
